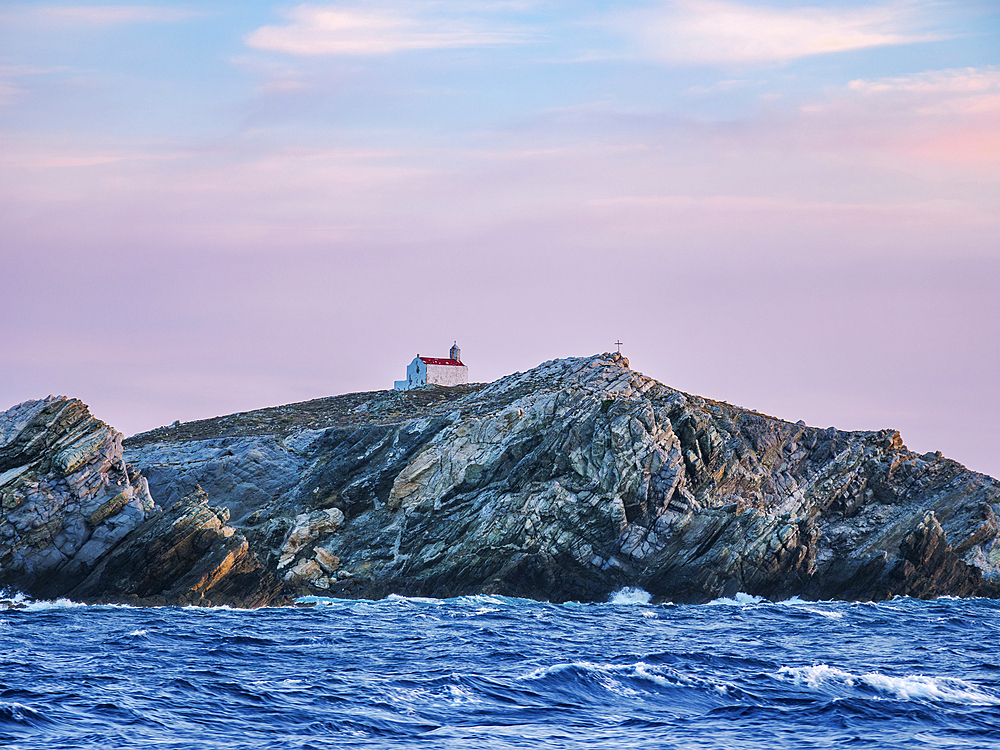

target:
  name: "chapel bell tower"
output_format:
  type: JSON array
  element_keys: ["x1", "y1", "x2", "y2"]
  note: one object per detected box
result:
[{"x1": 450, "y1": 342, "x2": 462, "y2": 362}]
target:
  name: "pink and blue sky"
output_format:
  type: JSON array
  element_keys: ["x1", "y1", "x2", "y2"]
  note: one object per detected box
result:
[{"x1": 2, "y1": 1, "x2": 998, "y2": 475}]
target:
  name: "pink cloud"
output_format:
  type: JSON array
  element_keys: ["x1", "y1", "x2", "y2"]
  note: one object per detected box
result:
[
  {"x1": 246, "y1": 3, "x2": 531, "y2": 56},
  {"x1": 25, "y1": 5, "x2": 201, "y2": 26},
  {"x1": 615, "y1": 0, "x2": 943, "y2": 64},
  {"x1": 796, "y1": 67, "x2": 1000, "y2": 167}
]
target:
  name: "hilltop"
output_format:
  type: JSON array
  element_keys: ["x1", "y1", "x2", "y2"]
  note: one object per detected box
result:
[{"x1": 2, "y1": 353, "x2": 998, "y2": 606}]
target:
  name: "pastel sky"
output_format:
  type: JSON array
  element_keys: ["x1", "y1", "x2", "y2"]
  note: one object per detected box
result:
[{"x1": 2, "y1": 1, "x2": 998, "y2": 475}]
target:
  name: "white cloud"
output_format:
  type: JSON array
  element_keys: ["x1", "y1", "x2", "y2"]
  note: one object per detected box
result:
[
  {"x1": 621, "y1": 0, "x2": 942, "y2": 64},
  {"x1": 849, "y1": 67, "x2": 1000, "y2": 94},
  {"x1": 847, "y1": 67, "x2": 1000, "y2": 114},
  {"x1": 245, "y1": 3, "x2": 532, "y2": 56}
]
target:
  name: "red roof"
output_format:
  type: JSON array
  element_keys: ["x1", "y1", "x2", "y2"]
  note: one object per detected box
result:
[{"x1": 419, "y1": 357, "x2": 464, "y2": 366}]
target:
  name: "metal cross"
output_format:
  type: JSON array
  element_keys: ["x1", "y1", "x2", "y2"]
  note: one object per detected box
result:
[{"x1": 615, "y1": 340, "x2": 623, "y2": 353}]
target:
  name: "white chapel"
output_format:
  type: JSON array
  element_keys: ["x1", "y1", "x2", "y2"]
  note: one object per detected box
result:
[{"x1": 394, "y1": 343, "x2": 469, "y2": 390}]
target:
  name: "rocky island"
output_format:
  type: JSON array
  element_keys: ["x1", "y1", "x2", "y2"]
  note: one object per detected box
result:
[{"x1": 2, "y1": 353, "x2": 998, "y2": 607}]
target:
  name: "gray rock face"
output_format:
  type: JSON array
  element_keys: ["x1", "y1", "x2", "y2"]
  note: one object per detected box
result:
[
  {"x1": 0, "y1": 396, "x2": 155, "y2": 595},
  {"x1": 68, "y1": 488, "x2": 281, "y2": 608},
  {"x1": 3, "y1": 355, "x2": 998, "y2": 605},
  {"x1": 118, "y1": 353, "x2": 1000, "y2": 604}
]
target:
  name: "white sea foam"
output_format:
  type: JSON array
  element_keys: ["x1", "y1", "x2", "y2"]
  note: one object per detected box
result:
[
  {"x1": 128, "y1": 629, "x2": 148, "y2": 636},
  {"x1": 446, "y1": 684, "x2": 483, "y2": 704},
  {"x1": 776, "y1": 664, "x2": 855, "y2": 688},
  {"x1": 0, "y1": 591, "x2": 31, "y2": 610},
  {"x1": 633, "y1": 662, "x2": 681, "y2": 688},
  {"x1": 774, "y1": 665, "x2": 1000, "y2": 705},
  {"x1": 295, "y1": 595, "x2": 349, "y2": 606},
  {"x1": 467, "y1": 595, "x2": 509, "y2": 607},
  {"x1": 21, "y1": 597, "x2": 89, "y2": 611},
  {"x1": 707, "y1": 592, "x2": 765, "y2": 606},
  {"x1": 5, "y1": 594, "x2": 142, "y2": 611},
  {"x1": 179, "y1": 603, "x2": 239, "y2": 611},
  {"x1": 609, "y1": 587, "x2": 652, "y2": 605},
  {"x1": 779, "y1": 597, "x2": 845, "y2": 619},
  {"x1": 385, "y1": 594, "x2": 444, "y2": 605},
  {"x1": 861, "y1": 673, "x2": 1000, "y2": 704}
]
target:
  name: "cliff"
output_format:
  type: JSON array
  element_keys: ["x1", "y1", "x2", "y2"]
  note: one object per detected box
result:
[
  {"x1": 2, "y1": 354, "x2": 998, "y2": 605},
  {"x1": 0, "y1": 397, "x2": 278, "y2": 605}
]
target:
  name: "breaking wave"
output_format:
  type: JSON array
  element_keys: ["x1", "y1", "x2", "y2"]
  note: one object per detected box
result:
[
  {"x1": 774, "y1": 665, "x2": 1000, "y2": 705},
  {"x1": 608, "y1": 587, "x2": 653, "y2": 604}
]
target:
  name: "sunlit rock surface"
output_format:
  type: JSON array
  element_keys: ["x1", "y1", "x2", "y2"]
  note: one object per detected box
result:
[
  {"x1": 70, "y1": 488, "x2": 281, "y2": 608},
  {"x1": 0, "y1": 397, "x2": 155, "y2": 596},
  {"x1": 3, "y1": 353, "x2": 999, "y2": 605}
]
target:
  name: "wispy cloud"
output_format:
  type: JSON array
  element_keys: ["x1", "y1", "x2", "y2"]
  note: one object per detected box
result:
[
  {"x1": 0, "y1": 65, "x2": 63, "y2": 106},
  {"x1": 585, "y1": 193, "x2": 991, "y2": 223},
  {"x1": 801, "y1": 66, "x2": 1000, "y2": 121},
  {"x1": 0, "y1": 69, "x2": 24, "y2": 106},
  {"x1": 17, "y1": 5, "x2": 200, "y2": 26},
  {"x1": 769, "y1": 66, "x2": 1000, "y2": 167},
  {"x1": 245, "y1": 3, "x2": 533, "y2": 56},
  {"x1": 618, "y1": 0, "x2": 943, "y2": 65},
  {"x1": 848, "y1": 67, "x2": 1000, "y2": 115}
]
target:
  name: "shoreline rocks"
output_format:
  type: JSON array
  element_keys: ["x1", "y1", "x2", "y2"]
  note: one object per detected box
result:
[
  {"x1": 0, "y1": 397, "x2": 155, "y2": 597},
  {"x1": 3, "y1": 354, "x2": 999, "y2": 606}
]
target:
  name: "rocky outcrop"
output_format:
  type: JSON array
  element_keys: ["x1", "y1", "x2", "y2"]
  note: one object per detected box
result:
[
  {"x1": 3, "y1": 354, "x2": 1000, "y2": 605},
  {"x1": 0, "y1": 397, "x2": 277, "y2": 606},
  {"x1": 0, "y1": 396, "x2": 155, "y2": 596},
  {"x1": 122, "y1": 353, "x2": 1000, "y2": 604},
  {"x1": 69, "y1": 489, "x2": 281, "y2": 607}
]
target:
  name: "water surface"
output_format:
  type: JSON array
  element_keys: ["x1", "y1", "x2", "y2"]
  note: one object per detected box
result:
[{"x1": 2, "y1": 592, "x2": 999, "y2": 748}]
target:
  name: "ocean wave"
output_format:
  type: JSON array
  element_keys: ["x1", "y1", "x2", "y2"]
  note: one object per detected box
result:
[
  {"x1": 0, "y1": 590, "x2": 32, "y2": 611},
  {"x1": 773, "y1": 665, "x2": 1000, "y2": 705},
  {"x1": 707, "y1": 592, "x2": 766, "y2": 606},
  {"x1": 2, "y1": 595, "x2": 999, "y2": 748},
  {"x1": 20, "y1": 597, "x2": 90, "y2": 611},
  {"x1": 2, "y1": 595, "x2": 144, "y2": 612},
  {"x1": 385, "y1": 681, "x2": 487, "y2": 708},
  {"x1": 777, "y1": 597, "x2": 846, "y2": 619},
  {"x1": 385, "y1": 594, "x2": 444, "y2": 605},
  {"x1": 296, "y1": 593, "x2": 532, "y2": 611},
  {"x1": 608, "y1": 587, "x2": 652, "y2": 605},
  {"x1": 0, "y1": 701, "x2": 53, "y2": 727},
  {"x1": 520, "y1": 660, "x2": 735, "y2": 699}
]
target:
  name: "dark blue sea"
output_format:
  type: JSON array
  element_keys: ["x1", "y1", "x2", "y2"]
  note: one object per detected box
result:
[{"x1": 2, "y1": 590, "x2": 999, "y2": 749}]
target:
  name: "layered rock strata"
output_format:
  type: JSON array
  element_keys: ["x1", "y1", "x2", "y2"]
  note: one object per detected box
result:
[
  {"x1": 3, "y1": 354, "x2": 999, "y2": 606},
  {"x1": 124, "y1": 353, "x2": 1000, "y2": 604},
  {"x1": 0, "y1": 397, "x2": 155, "y2": 596},
  {"x1": 70, "y1": 488, "x2": 281, "y2": 607},
  {"x1": 0, "y1": 397, "x2": 275, "y2": 605}
]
